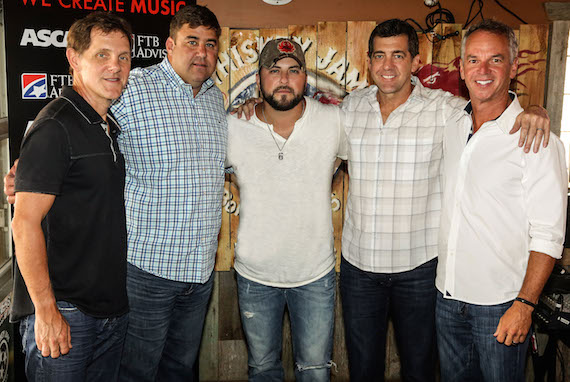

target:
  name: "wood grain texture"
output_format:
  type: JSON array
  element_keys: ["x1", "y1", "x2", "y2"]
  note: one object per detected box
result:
[
  {"x1": 198, "y1": 272, "x2": 220, "y2": 380},
  {"x1": 259, "y1": 28, "x2": 290, "y2": 51},
  {"x1": 346, "y1": 21, "x2": 376, "y2": 92},
  {"x1": 218, "y1": 340, "x2": 249, "y2": 380},
  {"x1": 331, "y1": 273, "x2": 349, "y2": 380},
  {"x1": 545, "y1": 2, "x2": 570, "y2": 21},
  {"x1": 218, "y1": 270, "x2": 244, "y2": 341},
  {"x1": 545, "y1": 21, "x2": 570, "y2": 136},
  {"x1": 516, "y1": 24, "x2": 549, "y2": 108},
  {"x1": 431, "y1": 24, "x2": 463, "y2": 96},
  {"x1": 317, "y1": 21, "x2": 347, "y2": 99},
  {"x1": 418, "y1": 32, "x2": 433, "y2": 68}
]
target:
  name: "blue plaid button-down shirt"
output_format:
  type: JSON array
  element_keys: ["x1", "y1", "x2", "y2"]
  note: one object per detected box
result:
[{"x1": 111, "y1": 58, "x2": 227, "y2": 283}]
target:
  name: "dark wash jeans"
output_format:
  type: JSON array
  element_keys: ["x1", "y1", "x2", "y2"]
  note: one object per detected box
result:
[
  {"x1": 119, "y1": 262, "x2": 213, "y2": 382},
  {"x1": 20, "y1": 301, "x2": 128, "y2": 382},
  {"x1": 436, "y1": 292, "x2": 529, "y2": 382},
  {"x1": 340, "y1": 256, "x2": 437, "y2": 382}
]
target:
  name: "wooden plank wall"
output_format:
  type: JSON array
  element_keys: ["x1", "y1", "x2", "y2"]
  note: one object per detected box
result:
[{"x1": 200, "y1": 23, "x2": 550, "y2": 381}]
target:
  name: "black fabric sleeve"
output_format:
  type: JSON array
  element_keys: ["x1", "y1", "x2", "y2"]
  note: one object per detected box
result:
[{"x1": 15, "y1": 118, "x2": 70, "y2": 196}]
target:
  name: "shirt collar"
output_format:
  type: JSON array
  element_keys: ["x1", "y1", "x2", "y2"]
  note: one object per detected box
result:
[
  {"x1": 60, "y1": 86, "x2": 106, "y2": 125},
  {"x1": 461, "y1": 91, "x2": 520, "y2": 134},
  {"x1": 159, "y1": 57, "x2": 215, "y2": 97}
]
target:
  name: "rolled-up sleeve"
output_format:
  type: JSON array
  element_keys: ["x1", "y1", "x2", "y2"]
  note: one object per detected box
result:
[{"x1": 523, "y1": 135, "x2": 567, "y2": 259}]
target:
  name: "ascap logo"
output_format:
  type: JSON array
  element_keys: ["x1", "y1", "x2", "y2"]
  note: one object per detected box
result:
[{"x1": 20, "y1": 28, "x2": 67, "y2": 48}]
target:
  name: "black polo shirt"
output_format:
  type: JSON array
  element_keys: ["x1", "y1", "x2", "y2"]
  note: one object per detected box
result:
[{"x1": 11, "y1": 86, "x2": 128, "y2": 321}]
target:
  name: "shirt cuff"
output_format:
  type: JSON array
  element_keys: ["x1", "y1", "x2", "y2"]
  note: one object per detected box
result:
[{"x1": 529, "y1": 238, "x2": 563, "y2": 259}]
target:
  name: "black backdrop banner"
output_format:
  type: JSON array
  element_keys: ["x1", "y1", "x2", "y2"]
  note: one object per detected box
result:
[{"x1": 3, "y1": 0, "x2": 196, "y2": 160}]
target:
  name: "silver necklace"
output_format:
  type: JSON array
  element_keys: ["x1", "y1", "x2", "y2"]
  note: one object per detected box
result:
[{"x1": 261, "y1": 101, "x2": 305, "y2": 160}]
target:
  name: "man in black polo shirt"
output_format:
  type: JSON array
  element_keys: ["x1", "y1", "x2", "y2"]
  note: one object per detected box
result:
[{"x1": 10, "y1": 12, "x2": 132, "y2": 380}]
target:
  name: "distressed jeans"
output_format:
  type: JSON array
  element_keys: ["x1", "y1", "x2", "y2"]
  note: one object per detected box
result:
[
  {"x1": 436, "y1": 292, "x2": 529, "y2": 382},
  {"x1": 20, "y1": 301, "x2": 128, "y2": 382},
  {"x1": 119, "y1": 262, "x2": 214, "y2": 382},
  {"x1": 236, "y1": 268, "x2": 336, "y2": 382}
]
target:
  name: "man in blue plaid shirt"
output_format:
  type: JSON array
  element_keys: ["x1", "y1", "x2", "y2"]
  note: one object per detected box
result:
[{"x1": 110, "y1": 5, "x2": 227, "y2": 381}]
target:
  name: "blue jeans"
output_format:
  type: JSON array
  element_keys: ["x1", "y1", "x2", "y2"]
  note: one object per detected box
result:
[
  {"x1": 340, "y1": 256, "x2": 437, "y2": 382},
  {"x1": 435, "y1": 293, "x2": 529, "y2": 382},
  {"x1": 20, "y1": 301, "x2": 128, "y2": 382},
  {"x1": 236, "y1": 268, "x2": 336, "y2": 382},
  {"x1": 119, "y1": 263, "x2": 213, "y2": 382}
]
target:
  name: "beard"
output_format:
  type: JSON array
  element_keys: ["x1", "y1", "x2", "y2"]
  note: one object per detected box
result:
[{"x1": 261, "y1": 86, "x2": 304, "y2": 111}]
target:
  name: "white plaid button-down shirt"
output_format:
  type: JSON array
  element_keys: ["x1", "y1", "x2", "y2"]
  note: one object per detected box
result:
[
  {"x1": 342, "y1": 77, "x2": 466, "y2": 273},
  {"x1": 111, "y1": 58, "x2": 228, "y2": 283}
]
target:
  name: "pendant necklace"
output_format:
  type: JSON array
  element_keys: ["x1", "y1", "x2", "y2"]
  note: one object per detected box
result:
[{"x1": 261, "y1": 100, "x2": 305, "y2": 160}]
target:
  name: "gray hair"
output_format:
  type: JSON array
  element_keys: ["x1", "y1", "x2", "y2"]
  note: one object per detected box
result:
[{"x1": 461, "y1": 19, "x2": 518, "y2": 64}]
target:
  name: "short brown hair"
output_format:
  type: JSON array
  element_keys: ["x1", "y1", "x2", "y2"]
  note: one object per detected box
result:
[
  {"x1": 169, "y1": 5, "x2": 221, "y2": 39},
  {"x1": 67, "y1": 12, "x2": 133, "y2": 55}
]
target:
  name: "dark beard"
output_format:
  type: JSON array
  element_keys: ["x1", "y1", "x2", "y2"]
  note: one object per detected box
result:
[{"x1": 261, "y1": 87, "x2": 304, "y2": 111}]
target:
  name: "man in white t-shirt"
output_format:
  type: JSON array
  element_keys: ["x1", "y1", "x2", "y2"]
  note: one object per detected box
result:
[
  {"x1": 436, "y1": 19, "x2": 566, "y2": 381},
  {"x1": 226, "y1": 39, "x2": 347, "y2": 381}
]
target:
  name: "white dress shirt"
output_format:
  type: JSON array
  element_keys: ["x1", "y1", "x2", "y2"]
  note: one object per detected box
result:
[
  {"x1": 342, "y1": 77, "x2": 467, "y2": 273},
  {"x1": 437, "y1": 93, "x2": 567, "y2": 305}
]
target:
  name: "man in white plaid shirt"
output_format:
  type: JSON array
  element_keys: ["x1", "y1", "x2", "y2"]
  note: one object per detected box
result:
[{"x1": 339, "y1": 18, "x2": 550, "y2": 382}]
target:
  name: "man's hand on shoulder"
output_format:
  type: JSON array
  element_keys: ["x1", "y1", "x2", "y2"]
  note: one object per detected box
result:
[
  {"x1": 34, "y1": 303, "x2": 72, "y2": 358},
  {"x1": 229, "y1": 97, "x2": 262, "y2": 120},
  {"x1": 493, "y1": 300, "x2": 533, "y2": 346},
  {"x1": 4, "y1": 159, "x2": 17, "y2": 205},
  {"x1": 510, "y1": 105, "x2": 550, "y2": 153}
]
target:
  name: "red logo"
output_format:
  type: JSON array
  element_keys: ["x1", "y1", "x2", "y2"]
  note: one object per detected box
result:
[{"x1": 277, "y1": 40, "x2": 295, "y2": 53}]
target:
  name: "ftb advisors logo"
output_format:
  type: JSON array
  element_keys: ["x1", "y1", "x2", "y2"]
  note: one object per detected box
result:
[{"x1": 22, "y1": 73, "x2": 47, "y2": 99}]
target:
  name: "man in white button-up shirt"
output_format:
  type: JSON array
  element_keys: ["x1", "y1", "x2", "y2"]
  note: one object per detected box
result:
[{"x1": 436, "y1": 20, "x2": 567, "y2": 382}]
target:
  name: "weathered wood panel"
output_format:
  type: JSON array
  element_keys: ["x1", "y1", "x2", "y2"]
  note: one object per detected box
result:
[
  {"x1": 545, "y1": 21, "x2": 570, "y2": 136},
  {"x1": 346, "y1": 21, "x2": 375, "y2": 92},
  {"x1": 418, "y1": 32, "x2": 433, "y2": 68},
  {"x1": 218, "y1": 270, "x2": 243, "y2": 341},
  {"x1": 199, "y1": 272, "x2": 220, "y2": 380},
  {"x1": 428, "y1": 23, "x2": 463, "y2": 97},
  {"x1": 289, "y1": 25, "x2": 317, "y2": 71},
  {"x1": 517, "y1": 24, "x2": 549, "y2": 109},
  {"x1": 316, "y1": 21, "x2": 347, "y2": 100},
  {"x1": 259, "y1": 27, "x2": 289, "y2": 50},
  {"x1": 545, "y1": 1, "x2": 570, "y2": 21}
]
